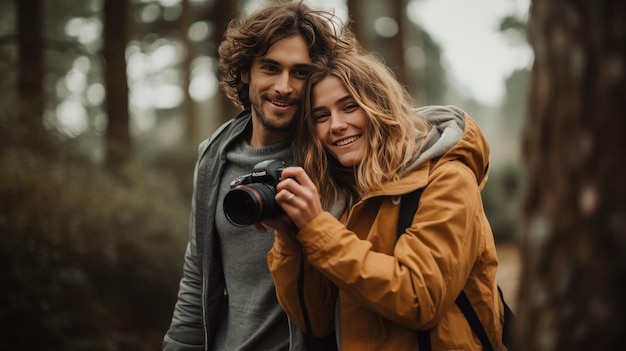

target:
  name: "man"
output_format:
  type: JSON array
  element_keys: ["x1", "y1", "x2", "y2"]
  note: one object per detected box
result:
[{"x1": 163, "y1": 2, "x2": 356, "y2": 350}]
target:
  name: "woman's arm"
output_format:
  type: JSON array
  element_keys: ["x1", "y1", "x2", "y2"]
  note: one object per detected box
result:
[
  {"x1": 296, "y1": 162, "x2": 485, "y2": 330},
  {"x1": 267, "y1": 226, "x2": 338, "y2": 337}
]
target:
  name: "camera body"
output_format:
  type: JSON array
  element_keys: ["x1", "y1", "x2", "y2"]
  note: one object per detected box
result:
[{"x1": 223, "y1": 159, "x2": 286, "y2": 226}]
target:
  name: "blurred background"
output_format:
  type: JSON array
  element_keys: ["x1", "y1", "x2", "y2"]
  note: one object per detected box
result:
[{"x1": 0, "y1": 0, "x2": 529, "y2": 349}]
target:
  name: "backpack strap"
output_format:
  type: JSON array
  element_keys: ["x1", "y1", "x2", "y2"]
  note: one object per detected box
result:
[
  {"x1": 397, "y1": 189, "x2": 496, "y2": 351},
  {"x1": 396, "y1": 189, "x2": 430, "y2": 348},
  {"x1": 499, "y1": 285, "x2": 516, "y2": 348},
  {"x1": 455, "y1": 291, "x2": 494, "y2": 351},
  {"x1": 396, "y1": 188, "x2": 424, "y2": 235}
]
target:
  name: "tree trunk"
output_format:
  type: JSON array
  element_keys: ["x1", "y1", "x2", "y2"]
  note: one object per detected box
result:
[
  {"x1": 346, "y1": 0, "x2": 365, "y2": 44},
  {"x1": 17, "y1": 0, "x2": 44, "y2": 136},
  {"x1": 519, "y1": 0, "x2": 626, "y2": 350},
  {"x1": 346, "y1": 0, "x2": 409, "y2": 87},
  {"x1": 389, "y1": 0, "x2": 408, "y2": 87},
  {"x1": 209, "y1": 0, "x2": 240, "y2": 125},
  {"x1": 103, "y1": 0, "x2": 131, "y2": 172},
  {"x1": 180, "y1": 0, "x2": 196, "y2": 143}
]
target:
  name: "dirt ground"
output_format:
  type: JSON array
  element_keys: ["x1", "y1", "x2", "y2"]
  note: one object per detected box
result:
[{"x1": 496, "y1": 244, "x2": 521, "y2": 312}]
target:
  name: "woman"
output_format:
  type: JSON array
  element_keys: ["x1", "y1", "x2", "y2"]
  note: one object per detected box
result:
[{"x1": 264, "y1": 52, "x2": 506, "y2": 350}]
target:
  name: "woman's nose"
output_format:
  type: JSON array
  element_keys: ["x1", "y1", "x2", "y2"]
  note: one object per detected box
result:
[{"x1": 330, "y1": 113, "x2": 348, "y2": 132}]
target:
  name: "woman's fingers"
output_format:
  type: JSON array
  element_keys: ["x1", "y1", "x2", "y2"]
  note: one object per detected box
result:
[{"x1": 275, "y1": 167, "x2": 324, "y2": 228}]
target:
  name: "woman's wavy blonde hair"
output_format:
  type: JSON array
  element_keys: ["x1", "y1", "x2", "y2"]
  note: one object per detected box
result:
[{"x1": 296, "y1": 52, "x2": 430, "y2": 210}]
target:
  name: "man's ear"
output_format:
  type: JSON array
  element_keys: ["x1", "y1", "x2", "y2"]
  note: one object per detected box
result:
[{"x1": 241, "y1": 70, "x2": 250, "y2": 84}]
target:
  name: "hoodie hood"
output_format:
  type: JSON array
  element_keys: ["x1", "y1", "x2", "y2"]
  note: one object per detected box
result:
[{"x1": 405, "y1": 105, "x2": 490, "y2": 189}]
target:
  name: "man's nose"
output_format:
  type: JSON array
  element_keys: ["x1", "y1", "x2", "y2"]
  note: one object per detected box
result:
[{"x1": 274, "y1": 71, "x2": 294, "y2": 95}]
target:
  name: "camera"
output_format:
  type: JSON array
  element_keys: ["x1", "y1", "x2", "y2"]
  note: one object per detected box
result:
[{"x1": 223, "y1": 159, "x2": 286, "y2": 227}]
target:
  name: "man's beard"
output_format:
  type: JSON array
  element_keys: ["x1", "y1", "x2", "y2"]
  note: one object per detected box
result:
[{"x1": 251, "y1": 104, "x2": 296, "y2": 132}]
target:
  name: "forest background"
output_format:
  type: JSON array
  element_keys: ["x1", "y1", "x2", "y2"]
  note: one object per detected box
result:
[{"x1": 2, "y1": 0, "x2": 531, "y2": 349}]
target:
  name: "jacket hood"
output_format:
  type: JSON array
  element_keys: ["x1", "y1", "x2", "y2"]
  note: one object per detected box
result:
[
  {"x1": 406, "y1": 105, "x2": 490, "y2": 189},
  {"x1": 328, "y1": 106, "x2": 491, "y2": 217}
]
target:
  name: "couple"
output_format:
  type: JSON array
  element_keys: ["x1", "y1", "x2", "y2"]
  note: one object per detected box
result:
[{"x1": 164, "y1": 1, "x2": 505, "y2": 351}]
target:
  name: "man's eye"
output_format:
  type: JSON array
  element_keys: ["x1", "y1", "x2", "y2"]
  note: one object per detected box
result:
[
  {"x1": 293, "y1": 70, "x2": 309, "y2": 78},
  {"x1": 261, "y1": 65, "x2": 279, "y2": 72}
]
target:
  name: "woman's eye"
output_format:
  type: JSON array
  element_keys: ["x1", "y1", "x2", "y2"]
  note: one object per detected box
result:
[
  {"x1": 344, "y1": 103, "x2": 358, "y2": 112},
  {"x1": 314, "y1": 113, "x2": 329, "y2": 122}
]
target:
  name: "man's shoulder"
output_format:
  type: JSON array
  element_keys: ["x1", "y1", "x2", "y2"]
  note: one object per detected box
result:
[{"x1": 198, "y1": 111, "x2": 251, "y2": 154}]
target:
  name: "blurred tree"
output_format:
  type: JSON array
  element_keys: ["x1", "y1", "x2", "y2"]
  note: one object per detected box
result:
[
  {"x1": 500, "y1": 14, "x2": 531, "y2": 132},
  {"x1": 104, "y1": 0, "x2": 131, "y2": 173},
  {"x1": 208, "y1": 0, "x2": 240, "y2": 125},
  {"x1": 17, "y1": 0, "x2": 45, "y2": 140},
  {"x1": 180, "y1": 0, "x2": 196, "y2": 142},
  {"x1": 388, "y1": 0, "x2": 408, "y2": 86},
  {"x1": 519, "y1": 0, "x2": 626, "y2": 349},
  {"x1": 482, "y1": 162, "x2": 522, "y2": 242},
  {"x1": 346, "y1": 0, "x2": 364, "y2": 41},
  {"x1": 406, "y1": 22, "x2": 446, "y2": 105},
  {"x1": 502, "y1": 68, "x2": 530, "y2": 133},
  {"x1": 500, "y1": 15, "x2": 529, "y2": 36},
  {"x1": 347, "y1": 0, "x2": 409, "y2": 87}
]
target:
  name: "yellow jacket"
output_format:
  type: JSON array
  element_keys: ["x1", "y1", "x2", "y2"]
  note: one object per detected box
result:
[{"x1": 268, "y1": 109, "x2": 505, "y2": 350}]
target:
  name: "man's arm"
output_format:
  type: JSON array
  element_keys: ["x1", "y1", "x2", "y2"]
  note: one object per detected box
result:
[{"x1": 163, "y1": 235, "x2": 205, "y2": 350}]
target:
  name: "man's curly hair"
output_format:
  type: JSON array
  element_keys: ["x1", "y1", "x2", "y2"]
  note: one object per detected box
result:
[{"x1": 217, "y1": 1, "x2": 357, "y2": 111}]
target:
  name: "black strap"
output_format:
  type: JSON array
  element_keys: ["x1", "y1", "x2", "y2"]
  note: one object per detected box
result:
[
  {"x1": 455, "y1": 291, "x2": 494, "y2": 351},
  {"x1": 298, "y1": 251, "x2": 314, "y2": 336},
  {"x1": 396, "y1": 189, "x2": 424, "y2": 237},
  {"x1": 417, "y1": 330, "x2": 431, "y2": 350},
  {"x1": 499, "y1": 286, "x2": 516, "y2": 348},
  {"x1": 397, "y1": 189, "x2": 496, "y2": 351},
  {"x1": 396, "y1": 189, "x2": 431, "y2": 348},
  {"x1": 298, "y1": 247, "x2": 338, "y2": 351}
]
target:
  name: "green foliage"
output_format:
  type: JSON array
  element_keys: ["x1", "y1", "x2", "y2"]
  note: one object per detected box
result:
[
  {"x1": 482, "y1": 163, "x2": 523, "y2": 243},
  {"x1": 0, "y1": 140, "x2": 190, "y2": 350}
]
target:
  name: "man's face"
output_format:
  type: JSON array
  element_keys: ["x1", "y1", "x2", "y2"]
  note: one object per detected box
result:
[{"x1": 243, "y1": 35, "x2": 313, "y2": 139}]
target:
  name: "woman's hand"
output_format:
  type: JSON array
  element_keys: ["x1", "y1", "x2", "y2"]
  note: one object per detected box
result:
[
  {"x1": 256, "y1": 213, "x2": 295, "y2": 235},
  {"x1": 274, "y1": 166, "x2": 324, "y2": 229}
]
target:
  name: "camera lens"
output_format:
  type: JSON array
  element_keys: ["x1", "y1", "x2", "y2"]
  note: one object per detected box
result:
[{"x1": 223, "y1": 183, "x2": 281, "y2": 226}]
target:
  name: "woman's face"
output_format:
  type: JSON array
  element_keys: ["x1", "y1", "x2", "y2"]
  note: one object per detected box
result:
[{"x1": 312, "y1": 76, "x2": 368, "y2": 167}]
